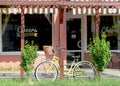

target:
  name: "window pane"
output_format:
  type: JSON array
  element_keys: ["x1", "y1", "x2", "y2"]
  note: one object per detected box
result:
[
  {"x1": 24, "y1": 14, "x2": 52, "y2": 50},
  {"x1": 87, "y1": 16, "x2": 120, "y2": 50},
  {"x1": 100, "y1": 16, "x2": 115, "y2": 50},
  {"x1": 2, "y1": 14, "x2": 21, "y2": 51},
  {"x1": 67, "y1": 19, "x2": 81, "y2": 50},
  {"x1": 2, "y1": 14, "x2": 52, "y2": 52}
]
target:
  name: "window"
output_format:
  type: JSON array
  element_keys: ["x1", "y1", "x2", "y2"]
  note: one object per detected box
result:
[
  {"x1": 67, "y1": 18, "x2": 81, "y2": 50},
  {"x1": 87, "y1": 15, "x2": 120, "y2": 50},
  {"x1": 2, "y1": 14, "x2": 52, "y2": 52},
  {"x1": 2, "y1": 14, "x2": 21, "y2": 51}
]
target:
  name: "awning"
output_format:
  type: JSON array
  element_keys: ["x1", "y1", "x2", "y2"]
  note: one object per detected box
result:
[
  {"x1": 71, "y1": 7, "x2": 120, "y2": 15},
  {"x1": 0, "y1": 7, "x2": 120, "y2": 15},
  {"x1": 0, "y1": 8, "x2": 58, "y2": 14},
  {"x1": 0, "y1": 0, "x2": 120, "y2": 15}
]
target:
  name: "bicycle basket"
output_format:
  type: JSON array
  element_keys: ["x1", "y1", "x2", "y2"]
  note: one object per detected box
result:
[{"x1": 43, "y1": 45, "x2": 52, "y2": 55}]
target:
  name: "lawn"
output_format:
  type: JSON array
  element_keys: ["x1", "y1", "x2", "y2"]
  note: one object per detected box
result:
[{"x1": 0, "y1": 78, "x2": 120, "y2": 86}]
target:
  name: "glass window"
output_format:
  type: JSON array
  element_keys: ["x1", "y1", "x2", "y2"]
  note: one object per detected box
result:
[
  {"x1": 87, "y1": 16, "x2": 120, "y2": 50},
  {"x1": 2, "y1": 14, "x2": 52, "y2": 52},
  {"x1": 24, "y1": 14, "x2": 52, "y2": 50},
  {"x1": 67, "y1": 18, "x2": 81, "y2": 50},
  {"x1": 2, "y1": 14, "x2": 21, "y2": 51}
]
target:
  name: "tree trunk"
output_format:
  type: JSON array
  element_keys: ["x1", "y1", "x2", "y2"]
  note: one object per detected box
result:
[{"x1": 95, "y1": 68, "x2": 101, "y2": 79}]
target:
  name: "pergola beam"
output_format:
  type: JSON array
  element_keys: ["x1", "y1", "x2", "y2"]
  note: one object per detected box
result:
[
  {"x1": 0, "y1": 1, "x2": 61, "y2": 6},
  {"x1": 64, "y1": 1, "x2": 120, "y2": 7},
  {"x1": 0, "y1": 1, "x2": 120, "y2": 8}
]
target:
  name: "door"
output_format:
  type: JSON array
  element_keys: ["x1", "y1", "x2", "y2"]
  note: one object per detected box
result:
[{"x1": 67, "y1": 16, "x2": 84, "y2": 63}]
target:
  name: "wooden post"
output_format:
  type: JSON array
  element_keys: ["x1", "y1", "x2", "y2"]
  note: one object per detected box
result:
[
  {"x1": 20, "y1": 6, "x2": 25, "y2": 79},
  {"x1": 53, "y1": 7, "x2": 60, "y2": 55},
  {"x1": 0, "y1": 9, "x2": 2, "y2": 52},
  {"x1": 95, "y1": 6, "x2": 100, "y2": 34},
  {"x1": 59, "y1": 8, "x2": 64, "y2": 79}
]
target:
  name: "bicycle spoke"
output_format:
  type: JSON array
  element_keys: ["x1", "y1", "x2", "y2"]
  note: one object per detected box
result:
[
  {"x1": 35, "y1": 61, "x2": 58, "y2": 81},
  {"x1": 73, "y1": 61, "x2": 96, "y2": 80}
]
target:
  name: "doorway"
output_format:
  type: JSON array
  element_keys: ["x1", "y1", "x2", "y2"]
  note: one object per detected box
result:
[{"x1": 66, "y1": 15, "x2": 85, "y2": 63}]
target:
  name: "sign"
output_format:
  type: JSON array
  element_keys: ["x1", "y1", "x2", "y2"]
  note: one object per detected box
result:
[
  {"x1": 101, "y1": 26, "x2": 120, "y2": 33},
  {"x1": 17, "y1": 26, "x2": 38, "y2": 33},
  {"x1": 17, "y1": 26, "x2": 38, "y2": 37}
]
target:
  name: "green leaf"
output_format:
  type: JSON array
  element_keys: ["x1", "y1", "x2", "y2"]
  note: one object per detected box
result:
[
  {"x1": 20, "y1": 41, "x2": 38, "y2": 79},
  {"x1": 88, "y1": 33, "x2": 112, "y2": 72}
]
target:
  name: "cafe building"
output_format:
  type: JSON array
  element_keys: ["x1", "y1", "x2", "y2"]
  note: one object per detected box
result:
[{"x1": 0, "y1": 0, "x2": 120, "y2": 71}]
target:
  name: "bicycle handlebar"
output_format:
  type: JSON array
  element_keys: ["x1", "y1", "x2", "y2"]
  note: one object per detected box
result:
[
  {"x1": 56, "y1": 46, "x2": 65, "y2": 49},
  {"x1": 52, "y1": 46, "x2": 66, "y2": 56}
]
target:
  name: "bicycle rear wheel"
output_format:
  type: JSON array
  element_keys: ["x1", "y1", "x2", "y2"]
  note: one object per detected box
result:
[
  {"x1": 73, "y1": 61, "x2": 96, "y2": 80},
  {"x1": 35, "y1": 61, "x2": 58, "y2": 81}
]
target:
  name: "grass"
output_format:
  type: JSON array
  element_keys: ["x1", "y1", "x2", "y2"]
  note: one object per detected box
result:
[{"x1": 0, "y1": 78, "x2": 120, "y2": 86}]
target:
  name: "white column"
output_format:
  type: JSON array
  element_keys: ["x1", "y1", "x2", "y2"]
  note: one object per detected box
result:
[{"x1": 0, "y1": 9, "x2": 2, "y2": 52}]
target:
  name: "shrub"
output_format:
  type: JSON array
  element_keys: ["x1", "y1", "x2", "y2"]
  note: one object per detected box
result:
[
  {"x1": 88, "y1": 33, "x2": 112, "y2": 72},
  {"x1": 20, "y1": 41, "x2": 38, "y2": 80}
]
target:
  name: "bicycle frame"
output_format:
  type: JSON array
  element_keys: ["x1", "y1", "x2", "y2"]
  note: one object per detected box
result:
[{"x1": 48, "y1": 55, "x2": 82, "y2": 77}]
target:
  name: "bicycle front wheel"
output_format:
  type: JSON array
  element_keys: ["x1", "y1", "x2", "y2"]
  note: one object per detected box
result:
[
  {"x1": 73, "y1": 61, "x2": 96, "y2": 80},
  {"x1": 35, "y1": 61, "x2": 58, "y2": 81}
]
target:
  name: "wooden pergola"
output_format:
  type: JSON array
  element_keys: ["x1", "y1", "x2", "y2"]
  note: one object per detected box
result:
[
  {"x1": 0, "y1": 0, "x2": 120, "y2": 33},
  {"x1": 0, "y1": 0, "x2": 120, "y2": 79}
]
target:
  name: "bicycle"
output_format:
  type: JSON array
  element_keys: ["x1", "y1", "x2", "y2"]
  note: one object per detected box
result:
[{"x1": 34, "y1": 46, "x2": 96, "y2": 81}]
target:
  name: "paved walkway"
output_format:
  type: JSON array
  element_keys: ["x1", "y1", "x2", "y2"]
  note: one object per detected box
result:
[
  {"x1": 0, "y1": 69, "x2": 120, "y2": 79},
  {"x1": 102, "y1": 69, "x2": 120, "y2": 79}
]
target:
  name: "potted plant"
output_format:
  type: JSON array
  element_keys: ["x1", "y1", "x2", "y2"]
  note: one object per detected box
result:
[
  {"x1": 20, "y1": 41, "x2": 38, "y2": 83},
  {"x1": 88, "y1": 33, "x2": 112, "y2": 77}
]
